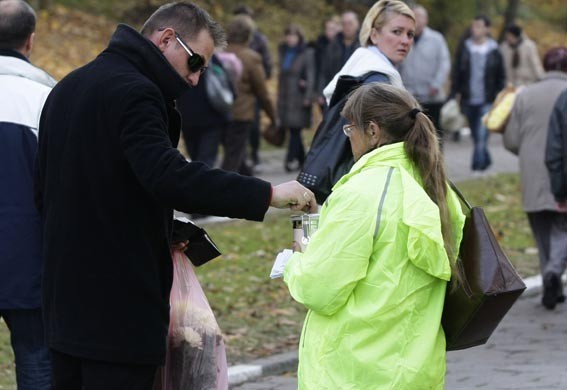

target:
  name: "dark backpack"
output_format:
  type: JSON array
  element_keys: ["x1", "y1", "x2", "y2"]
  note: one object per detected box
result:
[
  {"x1": 297, "y1": 72, "x2": 381, "y2": 204},
  {"x1": 205, "y1": 60, "x2": 235, "y2": 114}
]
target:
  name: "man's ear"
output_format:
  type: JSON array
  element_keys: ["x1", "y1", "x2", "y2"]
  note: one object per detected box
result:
[
  {"x1": 148, "y1": 28, "x2": 175, "y2": 52},
  {"x1": 23, "y1": 32, "x2": 34, "y2": 58}
]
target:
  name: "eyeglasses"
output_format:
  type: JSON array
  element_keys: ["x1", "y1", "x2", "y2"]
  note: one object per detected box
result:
[
  {"x1": 174, "y1": 32, "x2": 208, "y2": 75},
  {"x1": 343, "y1": 124, "x2": 356, "y2": 137}
]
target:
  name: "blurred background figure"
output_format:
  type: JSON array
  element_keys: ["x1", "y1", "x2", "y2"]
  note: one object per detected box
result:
[
  {"x1": 223, "y1": 14, "x2": 276, "y2": 175},
  {"x1": 314, "y1": 15, "x2": 340, "y2": 112},
  {"x1": 317, "y1": 10, "x2": 360, "y2": 110},
  {"x1": 543, "y1": 48, "x2": 567, "y2": 310},
  {"x1": 400, "y1": 4, "x2": 450, "y2": 147},
  {"x1": 504, "y1": 47, "x2": 567, "y2": 310},
  {"x1": 500, "y1": 24, "x2": 544, "y2": 87},
  {"x1": 450, "y1": 15, "x2": 506, "y2": 175},
  {"x1": 277, "y1": 24, "x2": 316, "y2": 172},
  {"x1": 177, "y1": 53, "x2": 236, "y2": 168},
  {"x1": 0, "y1": 0, "x2": 54, "y2": 388},
  {"x1": 233, "y1": 5, "x2": 272, "y2": 172}
]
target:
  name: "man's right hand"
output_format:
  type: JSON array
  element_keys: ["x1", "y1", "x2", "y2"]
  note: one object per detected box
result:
[
  {"x1": 557, "y1": 200, "x2": 567, "y2": 212},
  {"x1": 270, "y1": 181, "x2": 317, "y2": 213}
]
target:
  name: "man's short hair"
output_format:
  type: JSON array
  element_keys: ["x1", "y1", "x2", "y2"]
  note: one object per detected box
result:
[
  {"x1": 0, "y1": 0, "x2": 36, "y2": 50},
  {"x1": 233, "y1": 5, "x2": 253, "y2": 17},
  {"x1": 543, "y1": 46, "x2": 567, "y2": 72},
  {"x1": 141, "y1": 1, "x2": 226, "y2": 48},
  {"x1": 505, "y1": 24, "x2": 522, "y2": 38},
  {"x1": 474, "y1": 14, "x2": 491, "y2": 27},
  {"x1": 226, "y1": 14, "x2": 254, "y2": 45}
]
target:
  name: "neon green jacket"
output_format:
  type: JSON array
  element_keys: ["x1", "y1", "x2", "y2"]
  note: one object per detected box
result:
[{"x1": 284, "y1": 142, "x2": 465, "y2": 389}]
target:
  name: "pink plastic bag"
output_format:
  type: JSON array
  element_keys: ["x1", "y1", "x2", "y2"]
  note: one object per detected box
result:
[{"x1": 158, "y1": 250, "x2": 228, "y2": 390}]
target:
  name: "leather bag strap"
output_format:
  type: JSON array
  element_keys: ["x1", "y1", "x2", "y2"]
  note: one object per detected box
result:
[{"x1": 449, "y1": 181, "x2": 472, "y2": 211}]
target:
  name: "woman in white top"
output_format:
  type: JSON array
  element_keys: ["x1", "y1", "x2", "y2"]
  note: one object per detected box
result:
[{"x1": 323, "y1": 0, "x2": 415, "y2": 104}]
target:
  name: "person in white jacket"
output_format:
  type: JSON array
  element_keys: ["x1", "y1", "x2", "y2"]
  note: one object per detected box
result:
[
  {"x1": 0, "y1": 0, "x2": 56, "y2": 388},
  {"x1": 399, "y1": 4, "x2": 451, "y2": 145},
  {"x1": 322, "y1": 0, "x2": 416, "y2": 105}
]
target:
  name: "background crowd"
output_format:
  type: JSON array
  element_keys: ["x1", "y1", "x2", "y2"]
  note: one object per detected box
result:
[{"x1": 1, "y1": 0, "x2": 567, "y2": 388}]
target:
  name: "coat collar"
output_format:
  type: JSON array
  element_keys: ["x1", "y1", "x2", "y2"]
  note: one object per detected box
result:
[
  {"x1": 104, "y1": 24, "x2": 189, "y2": 100},
  {"x1": 0, "y1": 51, "x2": 57, "y2": 88},
  {"x1": 543, "y1": 71, "x2": 567, "y2": 82},
  {"x1": 0, "y1": 49, "x2": 28, "y2": 62}
]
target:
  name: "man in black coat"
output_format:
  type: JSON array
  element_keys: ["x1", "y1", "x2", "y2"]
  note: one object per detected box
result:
[
  {"x1": 316, "y1": 11, "x2": 360, "y2": 109},
  {"x1": 34, "y1": 2, "x2": 315, "y2": 388}
]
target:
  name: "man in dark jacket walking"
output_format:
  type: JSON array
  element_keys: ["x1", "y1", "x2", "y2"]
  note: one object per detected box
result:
[
  {"x1": 451, "y1": 15, "x2": 506, "y2": 174},
  {"x1": 0, "y1": 1, "x2": 54, "y2": 388},
  {"x1": 316, "y1": 11, "x2": 360, "y2": 108},
  {"x1": 34, "y1": 2, "x2": 315, "y2": 388},
  {"x1": 544, "y1": 48, "x2": 567, "y2": 310}
]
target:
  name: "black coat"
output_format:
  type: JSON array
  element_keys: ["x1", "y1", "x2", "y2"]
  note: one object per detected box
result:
[
  {"x1": 277, "y1": 43, "x2": 315, "y2": 129},
  {"x1": 546, "y1": 88, "x2": 567, "y2": 202},
  {"x1": 450, "y1": 39, "x2": 506, "y2": 105},
  {"x1": 317, "y1": 33, "x2": 359, "y2": 94},
  {"x1": 35, "y1": 25, "x2": 271, "y2": 365}
]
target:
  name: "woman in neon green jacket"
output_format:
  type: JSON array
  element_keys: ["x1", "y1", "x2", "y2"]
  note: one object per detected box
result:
[{"x1": 284, "y1": 82, "x2": 466, "y2": 389}]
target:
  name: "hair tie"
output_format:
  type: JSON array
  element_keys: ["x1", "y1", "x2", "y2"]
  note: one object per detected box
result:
[{"x1": 409, "y1": 108, "x2": 422, "y2": 119}]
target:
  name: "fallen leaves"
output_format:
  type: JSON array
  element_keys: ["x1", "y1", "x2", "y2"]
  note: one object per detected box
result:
[{"x1": 32, "y1": 5, "x2": 115, "y2": 81}]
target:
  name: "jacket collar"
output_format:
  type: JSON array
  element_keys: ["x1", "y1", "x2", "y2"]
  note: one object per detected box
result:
[
  {"x1": 334, "y1": 142, "x2": 409, "y2": 189},
  {"x1": 0, "y1": 49, "x2": 28, "y2": 62},
  {"x1": 0, "y1": 51, "x2": 57, "y2": 88},
  {"x1": 354, "y1": 142, "x2": 406, "y2": 169},
  {"x1": 104, "y1": 24, "x2": 189, "y2": 100},
  {"x1": 543, "y1": 71, "x2": 567, "y2": 82}
]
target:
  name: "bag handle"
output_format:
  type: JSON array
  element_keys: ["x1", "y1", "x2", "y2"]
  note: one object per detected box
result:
[{"x1": 449, "y1": 181, "x2": 472, "y2": 211}]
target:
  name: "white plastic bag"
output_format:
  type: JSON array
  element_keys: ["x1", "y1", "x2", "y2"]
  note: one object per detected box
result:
[
  {"x1": 440, "y1": 99, "x2": 466, "y2": 133},
  {"x1": 157, "y1": 250, "x2": 228, "y2": 390}
]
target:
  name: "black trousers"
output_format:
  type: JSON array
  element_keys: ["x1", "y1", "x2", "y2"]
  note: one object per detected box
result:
[
  {"x1": 222, "y1": 121, "x2": 253, "y2": 176},
  {"x1": 286, "y1": 127, "x2": 305, "y2": 164},
  {"x1": 51, "y1": 349, "x2": 158, "y2": 390},
  {"x1": 422, "y1": 102, "x2": 444, "y2": 147}
]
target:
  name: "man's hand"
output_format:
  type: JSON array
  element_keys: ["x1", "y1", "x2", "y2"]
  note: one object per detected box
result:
[
  {"x1": 271, "y1": 181, "x2": 317, "y2": 213},
  {"x1": 557, "y1": 200, "x2": 567, "y2": 212},
  {"x1": 171, "y1": 240, "x2": 189, "y2": 252}
]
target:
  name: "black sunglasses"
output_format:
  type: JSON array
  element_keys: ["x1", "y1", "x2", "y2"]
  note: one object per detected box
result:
[{"x1": 174, "y1": 32, "x2": 208, "y2": 75}]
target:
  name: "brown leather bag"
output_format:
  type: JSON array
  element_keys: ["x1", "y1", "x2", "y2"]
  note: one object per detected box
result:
[
  {"x1": 262, "y1": 123, "x2": 285, "y2": 147},
  {"x1": 442, "y1": 183, "x2": 526, "y2": 351}
]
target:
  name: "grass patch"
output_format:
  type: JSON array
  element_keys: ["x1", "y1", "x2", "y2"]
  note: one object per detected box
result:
[
  {"x1": 0, "y1": 173, "x2": 539, "y2": 384},
  {"x1": 456, "y1": 173, "x2": 539, "y2": 277},
  {"x1": 197, "y1": 211, "x2": 306, "y2": 364},
  {"x1": 0, "y1": 319, "x2": 15, "y2": 389}
]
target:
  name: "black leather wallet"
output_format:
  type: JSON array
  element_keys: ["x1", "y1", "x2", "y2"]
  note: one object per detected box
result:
[{"x1": 172, "y1": 219, "x2": 221, "y2": 266}]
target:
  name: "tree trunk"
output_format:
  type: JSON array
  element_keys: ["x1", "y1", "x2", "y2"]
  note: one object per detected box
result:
[
  {"x1": 498, "y1": 0, "x2": 521, "y2": 42},
  {"x1": 475, "y1": 0, "x2": 491, "y2": 14}
]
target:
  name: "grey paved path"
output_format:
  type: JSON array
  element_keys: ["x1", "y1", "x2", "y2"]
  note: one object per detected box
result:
[
  {"x1": 233, "y1": 294, "x2": 567, "y2": 389},
  {"x1": 255, "y1": 132, "x2": 519, "y2": 186}
]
